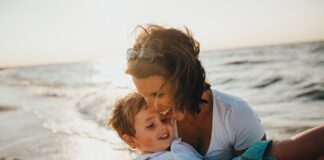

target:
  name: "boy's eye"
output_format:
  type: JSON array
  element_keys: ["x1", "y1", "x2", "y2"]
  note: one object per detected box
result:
[{"x1": 146, "y1": 123, "x2": 155, "y2": 129}]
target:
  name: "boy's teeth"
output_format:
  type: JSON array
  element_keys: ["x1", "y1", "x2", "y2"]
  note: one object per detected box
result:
[{"x1": 160, "y1": 132, "x2": 168, "y2": 138}]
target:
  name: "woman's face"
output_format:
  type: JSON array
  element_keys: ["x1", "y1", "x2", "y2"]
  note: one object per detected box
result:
[{"x1": 132, "y1": 75, "x2": 184, "y2": 120}]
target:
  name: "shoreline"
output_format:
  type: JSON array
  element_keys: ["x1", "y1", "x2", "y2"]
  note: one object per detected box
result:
[{"x1": 0, "y1": 83, "x2": 133, "y2": 160}]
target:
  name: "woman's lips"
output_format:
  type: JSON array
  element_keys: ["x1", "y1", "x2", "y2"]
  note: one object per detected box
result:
[{"x1": 159, "y1": 107, "x2": 171, "y2": 115}]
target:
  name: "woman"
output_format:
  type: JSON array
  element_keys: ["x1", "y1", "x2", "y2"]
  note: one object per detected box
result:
[
  {"x1": 125, "y1": 24, "x2": 265, "y2": 159},
  {"x1": 124, "y1": 24, "x2": 324, "y2": 159}
]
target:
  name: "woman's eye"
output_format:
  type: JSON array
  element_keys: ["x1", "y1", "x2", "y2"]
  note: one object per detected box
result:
[
  {"x1": 161, "y1": 117, "x2": 170, "y2": 124},
  {"x1": 157, "y1": 93, "x2": 164, "y2": 97},
  {"x1": 152, "y1": 93, "x2": 159, "y2": 98}
]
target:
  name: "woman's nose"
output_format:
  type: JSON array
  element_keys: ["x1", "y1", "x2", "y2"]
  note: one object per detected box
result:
[{"x1": 144, "y1": 97, "x2": 156, "y2": 112}]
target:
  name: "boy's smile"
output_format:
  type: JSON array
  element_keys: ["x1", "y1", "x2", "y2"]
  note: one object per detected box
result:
[{"x1": 157, "y1": 128, "x2": 169, "y2": 140}]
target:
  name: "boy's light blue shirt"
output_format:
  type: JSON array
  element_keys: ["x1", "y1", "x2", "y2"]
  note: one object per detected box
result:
[
  {"x1": 135, "y1": 139, "x2": 277, "y2": 160},
  {"x1": 134, "y1": 138, "x2": 203, "y2": 160}
]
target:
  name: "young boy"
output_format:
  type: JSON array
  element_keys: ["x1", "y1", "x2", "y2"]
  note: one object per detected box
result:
[{"x1": 107, "y1": 92, "x2": 202, "y2": 160}]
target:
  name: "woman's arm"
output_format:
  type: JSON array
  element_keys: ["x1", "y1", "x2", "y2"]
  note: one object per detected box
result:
[{"x1": 267, "y1": 125, "x2": 324, "y2": 160}]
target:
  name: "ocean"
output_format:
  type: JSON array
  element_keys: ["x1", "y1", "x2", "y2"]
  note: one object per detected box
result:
[{"x1": 0, "y1": 41, "x2": 323, "y2": 160}]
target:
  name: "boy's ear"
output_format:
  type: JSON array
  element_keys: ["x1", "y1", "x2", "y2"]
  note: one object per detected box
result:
[{"x1": 122, "y1": 134, "x2": 137, "y2": 148}]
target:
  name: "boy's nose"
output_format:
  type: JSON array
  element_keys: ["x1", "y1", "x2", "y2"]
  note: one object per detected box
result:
[{"x1": 158, "y1": 123, "x2": 167, "y2": 130}]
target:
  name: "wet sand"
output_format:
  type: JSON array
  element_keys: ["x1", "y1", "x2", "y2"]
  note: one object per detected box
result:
[
  {"x1": 0, "y1": 106, "x2": 20, "y2": 160},
  {"x1": 0, "y1": 106, "x2": 16, "y2": 112},
  {"x1": 0, "y1": 83, "x2": 135, "y2": 160}
]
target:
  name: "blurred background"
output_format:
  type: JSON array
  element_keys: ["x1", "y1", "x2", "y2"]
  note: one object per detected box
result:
[
  {"x1": 1, "y1": 0, "x2": 324, "y2": 67},
  {"x1": 0, "y1": 0, "x2": 323, "y2": 160}
]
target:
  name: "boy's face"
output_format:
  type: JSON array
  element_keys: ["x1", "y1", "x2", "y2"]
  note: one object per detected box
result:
[{"x1": 132, "y1": 107, "x2": 174, "y2": 154}]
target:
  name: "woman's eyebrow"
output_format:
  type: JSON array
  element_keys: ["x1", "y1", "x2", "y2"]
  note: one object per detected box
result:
[{"x1": 149, "y1": 82, "x2": 167, "y2": 96}]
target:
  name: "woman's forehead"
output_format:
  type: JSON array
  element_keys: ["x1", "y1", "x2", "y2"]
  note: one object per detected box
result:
[{"x1": 132, "y1": 76, "x2": 166, "y2": 94}]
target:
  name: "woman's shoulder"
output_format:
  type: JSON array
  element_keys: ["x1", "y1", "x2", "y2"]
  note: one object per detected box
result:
[
  {"x1": 211, "y1": 88, "x2": 249, "y2": 110},
  {"x1": 211, "y1": 88, "x2": 265, "y2": 151},
  {"x1": 210, "y1": 88, "x2": 259, "y2": 127}
]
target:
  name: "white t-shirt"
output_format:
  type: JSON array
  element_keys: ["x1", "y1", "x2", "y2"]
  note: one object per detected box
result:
[
  {"x1": 135, "y1": 138, "x2": 202, "y2": 160},
  {"x1": 204, "y1": 89, "x2": 265, "y2": 160}
]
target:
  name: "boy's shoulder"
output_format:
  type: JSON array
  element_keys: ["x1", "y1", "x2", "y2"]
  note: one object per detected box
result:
[
  {"x1": 134, "y1": 138, "x2": 203, "y2": 160},
  {"x1": 134, "y1": 151, "x2": 173, "y2": 160}
]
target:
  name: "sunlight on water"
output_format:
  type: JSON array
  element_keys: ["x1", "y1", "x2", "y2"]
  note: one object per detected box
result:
[
  {"x1": 71, "y1": 137, "x2": 133, "y2": 160},
  {"x1": 92, "y1": 55, "x2": 134, "y2": 89}
]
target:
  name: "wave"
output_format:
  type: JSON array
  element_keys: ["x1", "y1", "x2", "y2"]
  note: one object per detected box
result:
[
  {"x1": 312, "y1": 45, "x2": 324, "y2": 53},
  {"x1": 299, "y1": 82, "x2": 324, "y2": 89},
  {"x1": 253, "y1": 76, "x2": 283, "y2": 88},
  {"x1": 223, "y1": 60, "x2": 269, "y2": 65},
  {"x1": 72, "y1": 88, "x2": 131, "y2": 123},
  {"x1": 295, "y1": 89, "x2": 324, "y2": 101}
]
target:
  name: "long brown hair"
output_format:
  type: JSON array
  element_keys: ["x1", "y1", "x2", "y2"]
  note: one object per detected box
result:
[{"x1": 126, "y1": 24, "x2": 210, "y2": 114}]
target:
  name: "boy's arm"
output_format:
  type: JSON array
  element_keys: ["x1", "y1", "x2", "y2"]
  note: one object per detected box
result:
[
  {"x1": 171, "y1": 138, "x2": 203, "y2": 160},
  {"x1": 267, "y1": 125, "x2": 324, "y2": 160}
]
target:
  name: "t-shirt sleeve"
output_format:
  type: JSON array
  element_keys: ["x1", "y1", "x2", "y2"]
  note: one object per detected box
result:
[{"x1": 229, "y1": 100, "x2": 265, "y2": 151}]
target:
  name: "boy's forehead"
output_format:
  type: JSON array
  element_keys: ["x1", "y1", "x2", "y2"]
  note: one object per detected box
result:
[{"x1": 136, "y1": 107, "x2": 159, "y2": 122}]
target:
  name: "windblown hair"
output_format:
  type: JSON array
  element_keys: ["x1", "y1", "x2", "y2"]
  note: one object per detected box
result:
[
  {"x1": 126, "y1": 24, "x2": 210, "y2": 114},
  {"x1": 107, "y1": 92, "x2": 146, "y2": 137}
]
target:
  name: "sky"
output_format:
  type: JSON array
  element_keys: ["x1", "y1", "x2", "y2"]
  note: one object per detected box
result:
[{"x1": 0, "y1": 0, "x2": 324, "y2": 67}]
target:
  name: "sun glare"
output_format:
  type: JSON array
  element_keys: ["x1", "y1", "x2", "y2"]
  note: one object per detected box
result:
[
  {"x1": 91, "y1": 55, "x2": 134, "y2": 89},
  {"x1": 70, "y1": 136, "x2": 134, "y2": 160}
]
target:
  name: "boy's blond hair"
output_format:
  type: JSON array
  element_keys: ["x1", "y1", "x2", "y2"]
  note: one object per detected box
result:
[{"x1": 107, "y1": 92, "x2": 146, "y2": 137}]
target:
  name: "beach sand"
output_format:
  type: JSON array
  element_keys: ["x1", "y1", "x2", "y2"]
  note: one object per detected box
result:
[{"x1": 0, "y1": 83, "x2": 135, "y2": 160}]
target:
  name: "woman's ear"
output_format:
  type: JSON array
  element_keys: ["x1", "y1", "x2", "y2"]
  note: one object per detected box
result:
[{"x1": 122, "y1": 134, "x2": 137, "y2": 149}]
